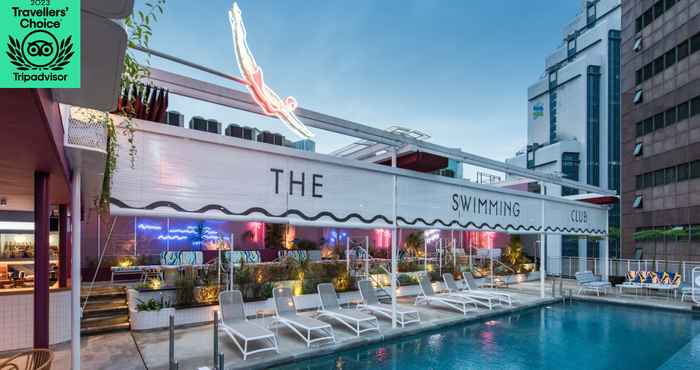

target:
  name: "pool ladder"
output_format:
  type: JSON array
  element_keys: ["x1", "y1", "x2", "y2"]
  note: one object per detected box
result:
[{"x1": 551, "y1": 277, "x2": 574, "y2": 304}]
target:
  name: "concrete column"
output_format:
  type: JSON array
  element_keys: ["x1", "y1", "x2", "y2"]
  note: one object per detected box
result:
[
  {"x1": 600, "y1": 238, "x2": 609, "y2": 281},
  {"x1": 71, "y1": 170, "x2": 81, "y2": 370},
  {"x1": 578, "y1": 238, "x2": 588, "y2": 273},
  {"x1": 59, "y1": 204, "x2": 68, "y2": 288},
  {"x1": 33, "y1": 171, "x2": 50, "y2": 349}
]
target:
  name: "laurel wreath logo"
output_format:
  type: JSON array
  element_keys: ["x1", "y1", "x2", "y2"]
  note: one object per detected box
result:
[{"x1": 6, "y1": 34, "x2": 74, "y2": 71}]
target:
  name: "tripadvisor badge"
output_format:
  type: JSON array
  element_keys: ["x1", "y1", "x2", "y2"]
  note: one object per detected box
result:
[{"x1": 1, "y1": 0, "x2": 80, "y2": 88}]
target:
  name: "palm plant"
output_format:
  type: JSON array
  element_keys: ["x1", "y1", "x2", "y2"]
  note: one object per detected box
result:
[{"x1": 403, "y1": 232, "x2": 424, "y2": 257}]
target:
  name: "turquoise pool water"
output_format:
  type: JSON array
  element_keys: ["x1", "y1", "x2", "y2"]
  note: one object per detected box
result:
[{"x1": 273, "y1": 302, "x2": 700, "y2": 370}]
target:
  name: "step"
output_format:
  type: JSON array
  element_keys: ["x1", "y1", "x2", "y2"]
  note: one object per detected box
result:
[
  {"x1": 80, "y1": 286, "x2": 127, "y2": 300},
  {"x1": 81, "y1": 314, "x2": 129, "y2": 328},
  {"x1": 80, "y1": 321, "x2": 130, "y2": 336},
  {"x1": 82, "y1": 302, "x2": 129, "y2": 318}
]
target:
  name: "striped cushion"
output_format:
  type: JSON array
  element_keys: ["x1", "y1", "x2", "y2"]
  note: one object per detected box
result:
[{"x1": 672, "y1": 273, "x2": 682, "y2": 286}]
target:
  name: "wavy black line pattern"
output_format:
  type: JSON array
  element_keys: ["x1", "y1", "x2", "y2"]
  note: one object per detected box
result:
[
  {"x1": 398, "y1": 217, "x2": 606, "y2": 234},
  {"x1": 397, "y1": 217, "x2": 541, "y2": 232},
  {"x1": 109, "y1": 198, "x2": 606, "y2": 234},
  {"x1": 110, "y1": 198, "x2": 393, "y2": 225},
  {"x1": 544, "y1": 226, "x2": 606, "y2": 234}
]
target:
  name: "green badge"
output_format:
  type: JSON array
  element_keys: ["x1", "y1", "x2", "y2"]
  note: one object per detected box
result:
[{"x1": 0, "y1": 0, "x2": 80, "y2": 88}]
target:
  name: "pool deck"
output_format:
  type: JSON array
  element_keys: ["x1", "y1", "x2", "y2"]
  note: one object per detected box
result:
[{"x1": 17, "y1": 278, "x2": 700, "y2": 370}]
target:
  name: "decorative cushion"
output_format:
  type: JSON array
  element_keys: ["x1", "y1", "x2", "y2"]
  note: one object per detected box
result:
[
  {"x1": 160, "y1": 251, "x2": 204, "y2": 266},
  {"x1": 224, "y1": 250, "x2": 261, "y2": 265}
]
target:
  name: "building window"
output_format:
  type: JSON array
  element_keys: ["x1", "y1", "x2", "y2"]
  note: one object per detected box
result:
[
  {"x1": 654, "y1": 169, "x2": 665, "y2": 186},
  {"x1": 665, "y1": 167, "x2": 676, "y2": 184},
  {"x1": 677, "y1": 163, "x2": 689, "y2": 182},
  {"x1": 643, "y1": 9, "x2": 653, "y2": 27},
  {"x1": 678, "y1": 101, "x2": 689, "y2": 121},
  {"x1": 633, "y1": 195, "x2": 643, "y2": 209},
  {"x1": 691, "y1": 97, "x2": 700, "y2": 116},
  {"x1": 635, "y1": 69, "x2": 643, "y2": 85},
  {"x1": 665, "y1": 49, "x2": 676, "y2": 68},
  {"x1": 678, "y1": 40, "x2": 689, "y2": 60},
  {"x1": 665, "y1": 107, "x2": 677, "y2": 125},
  {"x1": 665, "y1": 0, "x2": 676, "y2": 11},
  {"x1": 561, "y1": 152, "x2": 580, "y2": 196},
  {"x1": 633, "y1": 89, "x2": 643, "y2": 104},
  {"x1": 643, "y1": 63, "x2": 653, "y2": 80},
  {"x1": 653, "y1": 113, "x2": 665, "y2": 130},
  {"x1": 633, "y1": 37, "x2": 643, "y2": 52},
  {"x1": 633, "y1": 142, "x2": 643, "y2": 156},
  {"x1": 691, "y1": 33, "x2": 700, "y2": 54},
  {"x1": 691, "y1": 160, "x2": 700, "y2": 179},
  {"x1": 653, "y1": 56, "x2": 664, "y2": 75},
  {"x1": 636, "y1": 175, "x2": 644, "y2": 190},
  {"x1": 586, "y1": 66, "x2": 601, "y2": 187},
  {"x1": 567, "y1": 38, "x2": 576, "y2": 59},
  {"x1": 635, "y1": 18, "x2": 643, "y2": 33},
  {"x1": 586, "y1": 3, "x2": 596, "y2": 25},
  {"x1": 608, "y1": 30, "x2": 621, "y2": 194},
  {"x1": 549, "y1": 72, "x2": 558, "y2": 144},
  {"x1": 636, "y1": 122, "x2": 644, "y2": 137},
  {"x1": 643, "y1": 118, "x2": 654, "y2": 135},
  {"x1": 653, "y1": 0, "x2": 664, "y2": 18}
]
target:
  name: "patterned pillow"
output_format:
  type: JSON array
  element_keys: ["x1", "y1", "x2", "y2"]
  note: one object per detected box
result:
[{"x1": 672, "y1": 273, "x2": 682, "y2": 286}]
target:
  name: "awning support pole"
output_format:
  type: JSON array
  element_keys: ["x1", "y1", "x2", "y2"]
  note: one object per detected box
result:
[
  {"x1": 70, "y1": 170, "x2": 81, "y2": 370},
  {"x1": 390, "y1": 149, "x2": 398, "y2": 329},
  {"x1": 229, "y1": 234, "x2": 234, "y2": 290},
  {"x1": 540, "y1": 182, "x2": 546, "y2": 298},
  {"x1": 345, "y1": 237, "x2": 350, "y2": 272}
]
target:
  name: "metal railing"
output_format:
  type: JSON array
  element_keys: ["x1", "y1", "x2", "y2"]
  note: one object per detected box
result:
[{"x1": 547, "y1": 256, "x2": 700, "y2": 282}]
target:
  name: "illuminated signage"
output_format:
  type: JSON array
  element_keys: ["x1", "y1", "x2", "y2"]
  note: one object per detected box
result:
[
  {"x1": 228, "y1": 3, "x2": 314, "y2": 139},
  {"x1": 532, "y1": 102, "x2": 544, "y2": 120}
]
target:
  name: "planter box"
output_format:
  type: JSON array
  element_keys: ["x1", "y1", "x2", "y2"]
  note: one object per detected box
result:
[{"x1": 130, "y1": 307, "x2": 175, "y2": 331}]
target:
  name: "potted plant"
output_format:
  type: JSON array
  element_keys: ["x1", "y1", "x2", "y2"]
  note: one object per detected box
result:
[
  {"x1": 175, "y1": 267, "x2": 196, "y2": 307},
  {"x1": 130, "y1": 295, "x2": 175, "y2": 330}
]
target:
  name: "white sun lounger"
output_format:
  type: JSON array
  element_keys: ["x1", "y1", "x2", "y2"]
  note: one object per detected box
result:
[
  {"x1": 442, "y1": 273, "x2": 498, "y2": 310},
  {"x1": 218, "y1": 290, "x2": 278, "y2": 360},
  {"x1": 415, "y1": 275, "x2": 479, "y2": 315},
  {"x1": 357, "y1": 280, "x2": 420, "y2": 328},
  {"x1": 316, "y1": 283, "x2": 379, "y2": 336},
  {"x1": 271, "y1": 287, "x2": 335, "y2": 347},
  {"x1": 462, "y1": 272, "x2": 515, "y2": 306}
]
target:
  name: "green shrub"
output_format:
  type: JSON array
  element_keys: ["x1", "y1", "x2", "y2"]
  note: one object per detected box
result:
[{"x1": 136, "y1": 296, "x2": 171, "y2": 311}]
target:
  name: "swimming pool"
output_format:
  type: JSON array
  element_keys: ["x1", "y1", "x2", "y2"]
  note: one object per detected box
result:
[{"x1": 272, "y1": 302, "x2": 700, "y2": 370}]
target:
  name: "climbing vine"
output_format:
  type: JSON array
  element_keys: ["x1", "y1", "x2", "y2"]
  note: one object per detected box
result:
[{"x1": 97, "y1": 1, "x2": 166, "y2": 214}]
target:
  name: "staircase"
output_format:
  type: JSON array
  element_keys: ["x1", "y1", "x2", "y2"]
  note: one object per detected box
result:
[
  {"x1": 80, "y1": 286, "x2": 130, "y2": 335},
  {"x1": 348, "y1": 246, "x2": 396, "y2": 303}
]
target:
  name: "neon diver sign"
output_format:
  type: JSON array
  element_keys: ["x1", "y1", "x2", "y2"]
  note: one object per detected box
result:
[{"x1": 228, "y1": 3, "x2": 314, "y2": 139}]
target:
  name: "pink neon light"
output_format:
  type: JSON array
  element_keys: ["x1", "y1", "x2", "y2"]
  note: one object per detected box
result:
[
  {"x1": 374, "y1": 229, "x2": 391, "y2": 249},
  {"x1": 248, "y1": 222, "x2": 263, "y2": 242},
  {"x1": 229, "y1": 3, "x2": 313, "y2": 139}
]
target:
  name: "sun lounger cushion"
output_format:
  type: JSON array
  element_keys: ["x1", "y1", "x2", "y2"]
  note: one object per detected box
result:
[{"x1": 672, "y1": 273, "x2": 682, "y2": 286}]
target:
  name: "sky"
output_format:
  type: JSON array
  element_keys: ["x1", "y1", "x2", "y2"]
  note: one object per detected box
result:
[{"x1": 143, "y1": 0, "x2": 581, "y2": 180}]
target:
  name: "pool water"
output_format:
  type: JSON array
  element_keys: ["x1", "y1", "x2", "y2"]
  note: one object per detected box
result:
[{"x1": 272, "y1": 302, "x2": 700, "y2": 370}]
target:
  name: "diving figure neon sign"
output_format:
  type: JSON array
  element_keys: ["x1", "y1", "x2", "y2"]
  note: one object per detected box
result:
[{"x1": 228, "y1": 3, "x2": 314, "y2": 139}]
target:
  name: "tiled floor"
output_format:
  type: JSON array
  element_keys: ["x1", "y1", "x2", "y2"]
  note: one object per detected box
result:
[{"x1": 9, "y1": 278, "x2": 698, "y2": 370}]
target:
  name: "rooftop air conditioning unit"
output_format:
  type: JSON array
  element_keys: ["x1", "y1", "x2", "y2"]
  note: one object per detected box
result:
[{"x1": 165, "y1": 111, "x2": 184, "y2": 127}]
